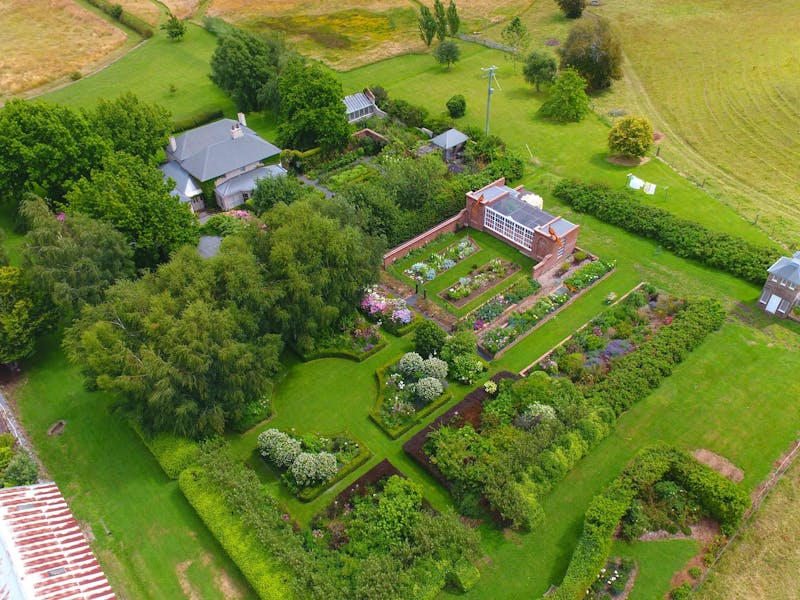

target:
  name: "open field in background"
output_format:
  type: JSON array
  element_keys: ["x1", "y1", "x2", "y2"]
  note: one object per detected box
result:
[
  {"x1": 115, "y1": 0, "x2": 162, "y2": 25},
  {"x1": 15, "y1": 345, "x2": 256, "y2": 600},
  {"x1": 0, "y1": 0, "x2": 128, "y2": 97},
  {"x1": 695, "y1": 454, "x2": 800, "y2": 600},
  {"x1": 589, "y1": 0, "x2": 800, "y2": 247},
  {"x1": 207, "y1": 0, "x2": 531, "y2": 68},
  {"x1": 42, "y1": 23, "x2": 236, "y2": 127}
]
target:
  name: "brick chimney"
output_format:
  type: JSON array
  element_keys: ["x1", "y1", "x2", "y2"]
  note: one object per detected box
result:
[
  {"x1": 230, "y1": 123, "x2": 243, "y2": 139},
  {"x1": 168, "y1": 136, "x2": 177, "y2": 152},
  {"x1": 237, "y1": 112, "x2": 247, "y2": 127}
]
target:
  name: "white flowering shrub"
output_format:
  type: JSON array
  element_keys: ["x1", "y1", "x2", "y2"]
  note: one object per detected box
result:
[
  {"x1": 525, "y1": 402, "x2": 557, "y2": 423},
  {"x1": 257, "y1": 428, "x2": 302, "y2": 468},
  {"x1": 289, "y1": 451, "x2": 339, "y2": 487},
  {"x1": 397, "y1": 352, "x2": 424, "y2": 377},
  {"x1": 314, "y1": 452, "x2": 338, "y2": 482},
  {"x1": 420, "y1": 357, "x2": 448, "y2": 380},
  {"x1": 414, "y1": 376, "x2": 444, "y2": 403},
  {"x1": 450, "y1": 353, "x2": 485, "y2": 384}
]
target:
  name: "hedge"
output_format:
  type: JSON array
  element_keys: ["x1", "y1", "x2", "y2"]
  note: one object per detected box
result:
[
  {"x1": 85, "y1": 0, "x2": 154, "y2": 38},
  {"x1": 295, "y1": 338, "x2": 387, "y2": 363},
  {"x1": 550, "y1": 444, "x2": 749, "y2": 600},
  {"x1": 172, "y1": 109, "x2": 225, "y2": 134},
  {"x1": 179, "y1": 464, "x2": 294, "y2": 599},
  {"x1": 590, "y1": 298, "x2": 726, "y2": 415},
  {"x1": 131, "y1": 423, "x2": 201, "y2": 479},
  {"x1": 553, "y1": 180, "x2": 779, "y2": 285}
]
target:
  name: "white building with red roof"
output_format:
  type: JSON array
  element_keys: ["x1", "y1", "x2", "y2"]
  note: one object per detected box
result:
[{"x1": 0, "y1": 482, "x2": 116, "y2": 600}]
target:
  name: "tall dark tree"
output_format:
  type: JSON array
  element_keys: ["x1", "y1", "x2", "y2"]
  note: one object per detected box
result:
[
  {"x1": 501, "y1": 16, "x2": 531, "y2": 71},
  {"x1": 20, "y1": 195, "x2": 134, "y2": 316},
  {"x1": 555, "y1": 0, "x2": 586, "y2": 19},
  {"x1": 276, "y1": 61, "x2": 350, "y2": 152},
  {"x1": 523, "y1": 50, "x2": 558, "y2": 91},
  {"x1": 446, "y1": 0, "x2": 461, "y2": 36},
  {"x1": 210, "y1": 28, "x2": 287, "y2": 112},
  {"x1": 64, "y1": 238, "x2": 283, "y2": 438},
  {"x1": 255, "y1": 199, "x2": 381, "y2": 351},
  {"x1": 66, "y1": 153, "x2": 198, "y2": 268},
  {"x1": 418, "y1": 5, "x2": 437, "y2": 47},
  {"x1": 559, "y1": 18, "x2": 623, "y2": 90},
  {"x1": 0, "y1": 100, "x2": 110, "y2": 207},
  {"x1": 433, "y1": 0, "x2": 448, "y2": 42},
  {"x1": 93, "y1": 93, "x2": 171, "y2": 164}
]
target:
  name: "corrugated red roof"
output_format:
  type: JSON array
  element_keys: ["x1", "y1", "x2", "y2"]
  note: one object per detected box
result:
[{"x1": 0, "y1": 482, "x2": 116, "y2": 600}]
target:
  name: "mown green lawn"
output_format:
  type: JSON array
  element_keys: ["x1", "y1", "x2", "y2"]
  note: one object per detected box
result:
[
  {"x1": 42, "y1": 24, "x2": 235, "y2": 127},
  {"x1": 337, "y1": 44, "x2": 774, "y2": 248},
  {"x1": 612, "y1": 539, "x2": 699, "y2": 600},
  {"x1": 0, "y1": 209, "x2": 23, "y2": 266},
  {"x1": 15, "y1": 342, "x2": 256, "y2": 600}
]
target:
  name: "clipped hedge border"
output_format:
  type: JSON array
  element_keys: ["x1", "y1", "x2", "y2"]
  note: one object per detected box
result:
[
  {"x1": 85, "y1": 0, "x2": 154, "y2": 37},
  {"x1": 179, "y1": 465, "x2": 293, "y2": 600},
  {"x1": 172, "y1": 109, "x2": 224, "y2": 134},
  {"x1": 130, "y1": 423, "x2": 201, "y2": 479},
  {"x1": 296, "y1": 433, "x2": 372, "y2": 502},
  {"x1": 553, "y1": 180, "x2": 779, "y2": 285},
  {"x1": 370, "y1": 357, "x2": 453, "y2": 439},
  {"x1": 549, "y1": 443, "x2": 749, "y2": 600},
  {"x1": 295, "y1": 338, "x2": 387, "y2": 363}
]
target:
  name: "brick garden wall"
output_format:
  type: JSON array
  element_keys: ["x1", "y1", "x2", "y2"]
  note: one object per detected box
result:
[{"x1": 382, "y1": 210, "x2": 467, "y2": 268}]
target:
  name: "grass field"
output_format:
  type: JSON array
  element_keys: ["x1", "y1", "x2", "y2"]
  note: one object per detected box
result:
[
  {"x1": 0, "y1": 0, "x2": 129, "y2": 96},
  {"x1": 14, "y1": 344, "x2": 256, "y2": 600},
  {"x1": 115, "y1": 0, "x2": 162, "y2": 26},
  {"x1": 206, "y1": 0, "x2": 531, "y2": 68},
  {"x1": 42, "y1": 23, "x2": 236, "y2": 126},
  {"x1": 164, "y1": 0, "x2": 203, "y2": 19},
  {"x1": 694, "y1": 454, "x2": 800, "y2": 600}
]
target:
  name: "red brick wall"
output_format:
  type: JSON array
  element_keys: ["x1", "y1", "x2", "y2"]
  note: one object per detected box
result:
[{"x1": 382, "y1": 210, "x2": 467, "y2": 268}]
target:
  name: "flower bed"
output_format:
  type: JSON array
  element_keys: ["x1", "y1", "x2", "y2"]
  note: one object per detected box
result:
[
  {"x1": 360, "y1": 286, "x2": 419, "y2": 336},
  {"x1": 404, "y1": 236, "x2": 478, "y2": 282},
  {"x1": 257, "y1": 428, "x2": 370, "y2": 501},
  {"x1": 370, "y1": 352, "x2": 451, "y2": 438},
  {"x1": 462, "y1": 277, "x2": 542, "y2": 331},
  {"x1": 296, "y1": 316, "x2": 387, "y2": 362},
  {"x1": 479, "y1": 260, "x2": 615, "y2": 356},
  {"x1": 440, "y1": 258, "x2": 520, "y2": 307}
]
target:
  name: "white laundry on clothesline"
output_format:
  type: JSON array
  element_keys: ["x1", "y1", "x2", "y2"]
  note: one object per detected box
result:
[
  {"x1": 643, "y1": 182, "x2": 656, "y2": 195},
  {"x1": 627, "y1": 174, "x2": 645, "y2": 190}
]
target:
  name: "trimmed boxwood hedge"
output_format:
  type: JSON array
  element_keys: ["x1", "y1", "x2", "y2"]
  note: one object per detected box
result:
[
  {"x1": 179, "y1": 461, "x2": 294, "y2": 600},
  {"x1": 550, "y1": 443, "x2": 749, "y2": 600},
  {"x1": 131, "y1": 423, "x2": 201, "y2": 479},
  {"x1": 85, "y1": 0, "x2": 154, "y2": 38},
  {"x1": 295, "y1": 338, "x2": 387, "y2": 363},
  {"x1": 553, "y1": 180, "x2": 779, "y2": 285}
]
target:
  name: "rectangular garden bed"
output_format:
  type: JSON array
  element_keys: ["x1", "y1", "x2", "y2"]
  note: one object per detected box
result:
[
  {"x1": 403, "y1": 236, "x2": 480, "y2": 283},
  {"x1": 439, "y1": 258, "x2": 520, "y2": 308}
]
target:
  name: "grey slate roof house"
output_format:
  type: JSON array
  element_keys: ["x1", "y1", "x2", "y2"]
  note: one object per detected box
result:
[
  {"x1": 162, "y1": 114, "x2": 283, "y2": 211},
  {"x1": 343, "y1": 90, "x2": 382, "y2": 123},
  {"x1": 430, "y1": 128, "x2": 469, "y2": 161},
  {"x1": 758, "y1": 251, "x2": 800, "y2": 317}
]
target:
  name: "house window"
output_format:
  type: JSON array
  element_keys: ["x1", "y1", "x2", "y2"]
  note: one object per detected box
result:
[
  {"x1": 242, "y1": 191, "x2": 252, "y2": 201},
  {"x1": 790, "y1": 282, "x2": 797, "y2": 290},
  {"x1": 484, "y1": 207, "x2": 534, "y2": 250},
  {"x1": 778, "y1": 299, "x2": 790, "y2": 313},
  {"x1": 759, "y1": 289, "x2": 771, "y2": 304}
]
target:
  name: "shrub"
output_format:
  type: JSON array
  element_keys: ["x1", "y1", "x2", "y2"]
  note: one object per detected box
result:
[
  {"x1": 4, "y1": 451, "x2": 38, "y2": 486},
  {"x1": 450, "y1": 353, "x2": 485, "y2": 384},
  {"x1": 441, "y1": 330, "x2": 477, "y2": 364},
  {"x1": 689, "y1": 566, "x2": 702, "y2": 579},
  {"x1": 446, "y1": 94, "x2": 466, "y2": 118},
  {"x1": 414, "y1": 377, "x2": 444, "y2": 403},
  {"x1": 290, "y1": 452, "x2": 325, "y2": 487},
  {"x1": 554, "y1": 180, "x2": 779, "y2": 285},
  {"x1": 449, "y1": 557, "x2": 480, "y2": 591},
  {"x1": 415, "y1": 319, "x2": 447, "y2": 360},
  {"x1": 608, "y1": 116, "x2": 653, "y2": 158},
  {"x1": 670, "y1": 583, "x2": 692, "y2": 600},
  {"x1": 397, "y1": 352, "x2": 425, "y2": 378},
  {"x1": 420, "y1": 357, "x2": 449, "y2": 380},
  {"x1": 258, "y1": 429, "x2": 302, "y2": 468}
]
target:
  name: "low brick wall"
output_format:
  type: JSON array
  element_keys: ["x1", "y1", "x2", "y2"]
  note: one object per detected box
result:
[{"x1": 382, "y1": 210, "x2": 467, "y2": 268}]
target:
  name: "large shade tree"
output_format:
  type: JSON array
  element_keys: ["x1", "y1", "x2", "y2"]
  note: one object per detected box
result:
[
  {"x1": 254, "y1": 198, "x2": 382, "y2": 351},
  {"x1": 0, "y1": 100, "x2": 109, "y2": 207},
  {"x1": 20, "y1": 195, "x2": 134, "y2": 316},
  {"x1": 66, "y1": 152, "x2": 198, "y2": 268},
  {"x1": 538, "y1": 68, "x2": 590, "y2": 122},
  {"x1": 0, "y1": 266, "x2": 48, "y2": 366},
  {"x1": 523, "y1": 50, "x2": 558, "y2": 92},
  {"x1": 276, "y1": 61, "x2": 350, "y2": 152},
  {"x1": 64, "y1": 238, "x2": 283, "y2": 438},
  {"x1": 93, "y1": 93, "x2": 172, "y2": 164},
  {"x1": 559, "y1": 18, "x2": 623, "y2": 90}
]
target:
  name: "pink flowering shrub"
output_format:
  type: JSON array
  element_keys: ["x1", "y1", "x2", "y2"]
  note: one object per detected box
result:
[{"x1": 361, "y1": 287, "x2": 414, "y2": 332}]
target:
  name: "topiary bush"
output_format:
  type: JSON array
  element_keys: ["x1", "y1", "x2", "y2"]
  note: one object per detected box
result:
[{"x1": 446, "y1": 94, "x2": 467, "y2": 118}]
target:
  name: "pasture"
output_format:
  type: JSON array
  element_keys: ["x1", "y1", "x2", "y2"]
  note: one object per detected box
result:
[
  {"x1": 0, "y1": 0, "x2": 129, "y2": 97},
  {"x1": 114, "y1": 0, "x2": 162, "y2": 25}
]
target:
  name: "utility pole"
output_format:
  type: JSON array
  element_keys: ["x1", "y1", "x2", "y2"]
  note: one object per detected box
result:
[{"x1": 481, "y1": 65, "x2": 498, "y2": 136}]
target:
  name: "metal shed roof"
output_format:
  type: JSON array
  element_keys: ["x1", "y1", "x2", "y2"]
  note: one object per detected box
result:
[
  {"x1": 430, "y1": 128, "x2": 468, "y2": 150},
  {"x1": 0, "y1": 482, "x2": 116, "y2": 600},
  {"x1": 343, "y1": 92, "x2": 374, "y2": 115}
]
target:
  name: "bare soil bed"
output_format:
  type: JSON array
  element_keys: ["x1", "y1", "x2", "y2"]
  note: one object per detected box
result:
[{"x1": 691, "y1": 449, "x2": 744, "y2": 483}]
